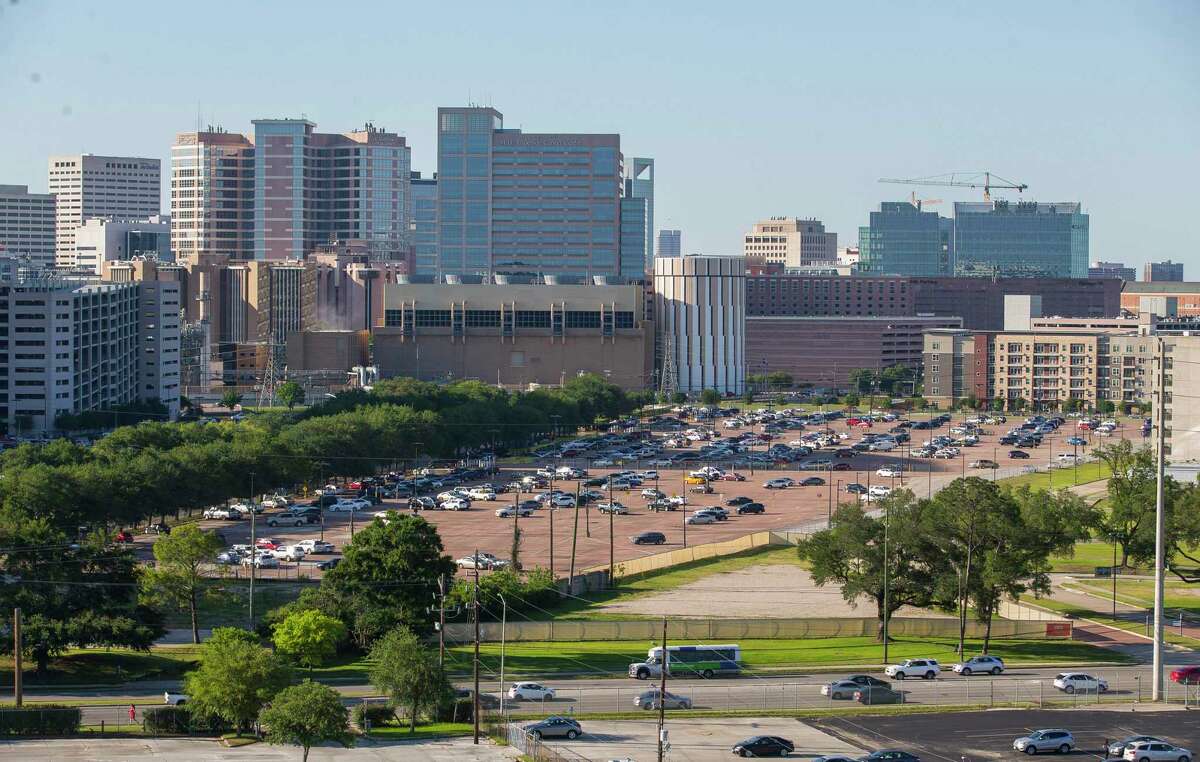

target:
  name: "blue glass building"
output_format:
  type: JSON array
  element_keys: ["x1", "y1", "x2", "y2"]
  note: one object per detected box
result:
[
  {"x1": 857, "y1": 201, "x2": 953, "y2": 276},
  {"x1": 411, "y1": 171, "x2": 437, "y2": 274},
  {"x1": 619, "y1": 196, "x2": 648, "y2": 280},
  {"x1": 953, "y1": 201, "x2": 1088, "y2": 278}
]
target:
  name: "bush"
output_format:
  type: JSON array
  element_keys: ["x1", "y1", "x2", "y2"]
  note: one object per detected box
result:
[
  {"x1": 352, "y1": 702, "x2": 397, "y2": 728},
  {"x1": 142, "y1": 705, "x2": 228, "y2": 735},
  {"x1": 0, "y1": 704, "x2": 81, "y2": 736},
  {"x1": 433, "y1": 696, "x2": 474, "y2": 723}
]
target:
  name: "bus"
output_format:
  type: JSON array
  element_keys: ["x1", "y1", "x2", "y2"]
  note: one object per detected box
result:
[{"x1": 628, "y1": 644, "x2": 741, "y2": 680}]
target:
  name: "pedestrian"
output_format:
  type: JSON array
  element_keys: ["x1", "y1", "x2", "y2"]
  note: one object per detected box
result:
[
  {"x1": 128, "y1": 704, "x2": 136, "y2": 723},
  {"x1": 1102, "y1": 738, "x2": 1109, "y2": 758}
]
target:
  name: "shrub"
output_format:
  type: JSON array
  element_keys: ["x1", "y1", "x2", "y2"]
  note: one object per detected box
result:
[
  {"x1": 432, "y1": 696, "x2": 474, "y2": 723},
  {"x1": 351, "y1": 702, "x2": 397, "y2": 729},
  {"x1": 0, "y1": 704, "x2": 81, "y2": 736},
  {"x1": 142, "y1": 705, "x2": 228, "y2": 735}
]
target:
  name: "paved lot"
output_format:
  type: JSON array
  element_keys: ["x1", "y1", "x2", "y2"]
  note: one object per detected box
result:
[
  {"x1": 810, "y1": 706, "x2": 1200, "y2": 761},
  {"x1": 0, "y1": 736, "x2": 519, "y2": 761},
  {"x1": 545, "y1": 716, "x2": 861, "y2": 761}
]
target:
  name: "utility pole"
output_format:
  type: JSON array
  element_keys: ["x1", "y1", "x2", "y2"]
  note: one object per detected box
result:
[
  {"x1": 248, "y1": 472, "x2": 256, "y2": 629},
  {"x1": 882, "y1": 497, "x2": 890, "y2": 665},
  {"x1": 569, "y1": 481, "x2": 581, "y2": 592},
  {"x1": 473, "y1": 551, "x2": 481, "y2": 744},
  {"x1": 13, "y1": 608, "x2": 21, "y2": 707},
  {"x1": 437, "y1": 577, "x2": 446, "y2": 670},
  {"x1": 609, "y1": 493, "x2": 615, "y2": 589},
  {"x1": 656, "y1": 616, "x2": 668, "y2": 762},
  {"x1": 1152, "y1": 337, "x2": 1167, "y2": 700}
]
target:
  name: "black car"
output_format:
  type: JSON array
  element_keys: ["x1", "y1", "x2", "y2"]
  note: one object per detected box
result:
[
  {"x1": 631, "y1": 531, "x2": 666, "y2": 545},
  {"x1": 800, "y1": 477, "x2": 826, "y2": 486},
  {"x1": 835, "y1": 448, "x2": 855, "y2": 458},
  {"x1": 732, "y1": 736, "x2": 794, "y2": 757},
  {"x1": 845, "y1": 483, "x2": 868, "y2": 494},
  {"x1": 726, "y1": 496, "x2": 753, "y2": 506},
  {"x1": 860, "y1": 751, "x2": 920, "y2": 762},
  {"x1": 854, "y1": 685, "x2": 905, "y2": 705},
  {"x1": 736, "y1": 502, "x2": 765, "y2": 515},
  {"x1": 1008, "y1": 450, "x2": 1031, "y2": 459},
  {"x1": 584, "y1": 477, "x2": 607, "y2": 487},
  {"x1": 316, "y1": 557, "x2": 341, "y2": 571},
  {"x1": 999, "y1": 435, "x2": 1019, "y2": 445},
  {"x1": 147, "y1": 522, "x2": 171, "y2": 535}
]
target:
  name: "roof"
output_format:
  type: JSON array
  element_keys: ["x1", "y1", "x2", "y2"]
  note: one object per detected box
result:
[{"x1": 1123, "y1": 282, "x2": 1200, "y2": 294}]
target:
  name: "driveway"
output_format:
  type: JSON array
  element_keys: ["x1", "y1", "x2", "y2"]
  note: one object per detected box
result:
[{"x1": 0, "y1": 736, "x2": 519, "y2": 761}]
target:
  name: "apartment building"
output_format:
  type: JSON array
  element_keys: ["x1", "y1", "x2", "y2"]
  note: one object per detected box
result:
[
  {"x1": 743, "y1": 217, "x2": 837, "y2": 269},
  {"x1": 0, "y1": 185, "x2": 56, "y2": 270},
  {"x1": 48, "y1": 155, "x2": 161, "y2": 269}
]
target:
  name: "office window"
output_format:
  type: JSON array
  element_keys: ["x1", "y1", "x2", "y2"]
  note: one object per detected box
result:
[
  {"x1": 414, "y1": 310, "x2": 451, "y2": 327},
  {"x1": 565, "y1": 311, "x2": 601, "y2": 329},
  {"x1": 440, "y1": 113, "x2": 465, "y2": 132},
  {"x1": 516, "y1": 310, "x2": 551, "y2": 328}
]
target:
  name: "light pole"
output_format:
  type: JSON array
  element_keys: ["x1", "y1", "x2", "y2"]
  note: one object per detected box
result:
[
  {"x1": 882, "y1": 492, "x2": 890, "y2": 664},
  {"x1": 497, "y1": 593, "x2": 508, "y2": 717}
]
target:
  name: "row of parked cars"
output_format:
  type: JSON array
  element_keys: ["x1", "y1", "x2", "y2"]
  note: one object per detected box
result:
[{"x1": 214, "y1": 537, "x2": 338, "y2": 569}]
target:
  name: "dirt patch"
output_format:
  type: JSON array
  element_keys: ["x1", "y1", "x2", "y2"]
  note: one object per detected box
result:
[{"x1": 594, "y1": 563, "x2": 942, "y2": 619}]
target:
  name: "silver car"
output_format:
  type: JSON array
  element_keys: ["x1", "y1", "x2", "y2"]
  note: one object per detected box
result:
[
  {"x1": 1013, "y1": 728, "x2": 1074, "y2": 755},
  {"x1": 523, "y1": 716, "x2": 581, "y2": 740},
  {"x1": 1110, "y1": 736, "x2": 1167, "y2": 757},
  {"x1": 633, "y1": 689, "x2": 691, "y2": 710},
  {"x1": 1122, "y1": 741, "x2": 1193, "y2": 761}
]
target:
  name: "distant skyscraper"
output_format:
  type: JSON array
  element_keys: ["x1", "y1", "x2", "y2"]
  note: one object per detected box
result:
[
  {"x1": 624, "y1": 158, "x2": 654, "y2": 273},
  {"x1": 857, "y1": 202, "x2": 953, "y2": 277},
  {"x1": 619, "y1": 196, "x2": 648, "y2": 279},
  {"x1": 1089, "y1": 261, "x2": 1136, "y2": 281},
  {"x1": 657, "y1": 229, "x2": 681, "y2": 259},
  {"x1": 48, "y1": 154, "x2": 161, "y2": 268},
  {"x1": 1145, "y1": 260, "x2": 1184, "y2": 282},
  {"x1": 953, "y1": 200, "x2": 1088, "y2": 278},
  {"x1": 743, "y1": 217, "x2": 837, "y2": 268},
  {"x1": 172, "y1": 121, "x2": 411, "y2": 263},
  {"x1": 435, "y1": 106, "x2": 622, "y2": 278},
  {"x1": 411, "y1": 171, "x2": 437, "y2": 275},
  {"x1": 0, "y1": 184, "x2": 56, "y2": 270}
]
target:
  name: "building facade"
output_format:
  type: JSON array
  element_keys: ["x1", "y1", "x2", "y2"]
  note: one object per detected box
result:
[
  {"x1": 743, "y1": 217, "x2": 837, "y2": 269},
  {"x1": 435, "y1": 106, "x2": 623, "y2": 278},
  {"x1": 1145, "y1": 260, "x2": 1184, "y2": 282},
  {"x1": 73, "y1": 216, "x2": 171, "y2": 275},
  {"x1": 48, "y1": 155, "x2": 161, "y2": 269},
  {"x1": 374, "y1": 276, "x2": 652, "y2": 389},
  {"x1": 411, "y1": 172, "x2": 437, "y2": 275},
  {"x1": 624, "y1": 158, "x2": 654, "y2": 273},
  {"x1": 657, "y1": 229, "x2": 681, "y2": 259},
  {"x1": 1121, "y1": 282, "x2": 1200, "y2": 316},
  {"x1": 0, "y1": 185, "x2": 56, "y2": 270},
  {"x1": 654, "y1": 255, "x2": 745, "y2": 395},
  {"x1": 1089, "y1": 261, "x2": 1136, "y2": 281},
  {"x1": 953, "y1": 200, "x2": 1089, "y2": 278},
  {"x1": 857, "y1": 201, "x2": 953, "y2": 276},
  {"x1": 170, "y1": 130, "x2": 255, "y2": 262}
]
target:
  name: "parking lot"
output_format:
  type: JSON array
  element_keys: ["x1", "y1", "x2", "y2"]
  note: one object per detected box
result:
[{"x1": 149, "y1": 407, "x2": 1138, "y2": 580}]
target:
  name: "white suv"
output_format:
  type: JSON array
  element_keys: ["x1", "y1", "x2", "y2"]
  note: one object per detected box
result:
[
  {"x1": 884, "y1": 658, "x2": 940, "y2": 680},
  {"x1": 1123, "y1": 741, "x2": 1193, "y2": 761}
]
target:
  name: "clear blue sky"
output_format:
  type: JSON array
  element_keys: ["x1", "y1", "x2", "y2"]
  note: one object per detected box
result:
[{"x1": 2, "y1": 0, "x2": 1197, "y2": 270}]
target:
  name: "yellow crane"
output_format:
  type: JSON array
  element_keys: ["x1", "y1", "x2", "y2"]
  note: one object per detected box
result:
[{"x1": 880, "y1": 171, "x2": 1028, "y2": 202}]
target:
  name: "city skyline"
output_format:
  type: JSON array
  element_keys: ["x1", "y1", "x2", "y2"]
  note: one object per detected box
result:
[{"x1": 0, "y1": 1, "x2": 1196, "y2": 270}]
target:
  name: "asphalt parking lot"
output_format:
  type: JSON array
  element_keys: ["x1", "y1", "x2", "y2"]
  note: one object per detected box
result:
[{"x1": 810, "y1": 707, "x2": 1200, "y2": 761}]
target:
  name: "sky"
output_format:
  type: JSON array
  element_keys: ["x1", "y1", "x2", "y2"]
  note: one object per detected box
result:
[{"x1": 1, "y1": 0, "x2": 1197, "y2": 271}]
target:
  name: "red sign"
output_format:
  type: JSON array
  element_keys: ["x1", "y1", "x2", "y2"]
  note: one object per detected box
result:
[{"x1": 1045, "y1": 622, "x2": 1072, "y2": 638}]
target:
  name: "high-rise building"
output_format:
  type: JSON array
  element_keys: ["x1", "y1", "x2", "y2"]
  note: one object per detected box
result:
[
  {"x1": 0, "y1": 185, "x2": 56, "y2": 270},
  {"x1": 411, "y1": 172, "x2": 437, "y2": 275},
  {"x1": 619, "y1": 196, "x2": 648, "y2": 280},
  {"x1": 435, "y1": 106, "x2": 622, "y2": 278},
  {"x1": 857, "y1": 201, "x2": 953, "y2": 276},
  {"x1": 1145, "y1": 260, "x2": 1184, "y2": 282},
  {"x1": 48, "y1": 155, "x2": 161, "y2": 269},
  {"x1": 657, "y1": 229, "x2": 681, "y2": 259},
  {"x1": 172, "y1": 121, "x2": 411, "y2": 263},
  {"x1": 73, "y1": 216, "x2": 171, "y2": 275},
  {"x1": 624, "y1": 158, "x2": 654, "y2": 272},
  {"x1": 953, "y1": 200, "x2": 1088, "y2": 278},
  {"x1": 1089, "y1": 261, "x2": 1136, "y2": 281},
  {"x1": 654, "y1": 255, "x2": 746, "y2": 394},
  {"x1": 743, "y1": 217, "x2": 837, "y2": 269}
]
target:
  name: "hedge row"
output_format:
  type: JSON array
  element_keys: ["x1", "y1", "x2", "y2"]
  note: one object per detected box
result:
[
  {"x1": 0, "y1": 704, "x2": 81, "y2": 736},
  {"x1": 141, "y1": 705, "x2": 228, "y2": 735}
]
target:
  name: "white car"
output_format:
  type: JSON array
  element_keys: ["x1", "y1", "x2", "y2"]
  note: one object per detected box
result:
[
  {"x1": 1052, "y1": 672, "x2": 1107, "y2": 694},
  {"x1": 164, "y1": 691, "x2": 188, "y2": 705},
  {"x1": 876, "y1": 467, "x2": 903, "y2": 478},
  {"x1": 507, "y1": 682, "x2": 555, "y2": 701},
  {"x1": 261, "y1": 496, "x2": 289, "y2": 509},
  {"x1": 230, "y1": 502, "x2": 264, "y2": 514},
  {"x1": 764, "y1": 478, "x2": 794, "y2": 489},
  {"x1": 296, "y1": 539, "x2": 334, "y2": 554},
  {"x1": 1122, "y1": 741, "x2": 1193, "y2": 761},
  {"x1": 637, "y1": 470, "x2": 659, "y2": 481},
  {"x1": 440, "y1": 498, "x2": 471, "y2": 511},
  {"x1": 597, "y1": 502, "x2": 629, "y2": 514},
  {"x1": 884, "y1": 658, "x2": 940, "y2": 680},
  {"x1": 271, "y1": 545, "x2": 306, "y2": 562},
  {"x1": 495, "y1": 505, "x2": 535, "y2": 518},
  {"x1": 437, "y1": 490, "x2": 469, "y2": 502},
  {"x1": 241, "y1": 553, "x2": 280, "y2": 569},
  {"x1": 373, "y1": 510, "x2": 397, "y2": 523},
  {"x1": 1056, "y1": 453, "x2": 1080, "y2": 463},
  {"x1": 592, "y1": 458, "x2": 615, "y2": 467},
  {"x1": 331, "y1": 498, "x2": 370, "y2": 512},
  {"x1": 641, "y1": 488, "x2": 665, "y2": 500},
  {"x1": 869, "y1": 440, "x2": 896, "y2": 452},
  {"x1": 466, "y1": 488, "x2": 496, "y2": 501},
  {"x1": 952, "y1": 655, "x2": 1004, "y2": 675},
  {"x1": 685, "y1": 512, "x2": 716, "y2": 525},
  {"x1": 203, "y1": 507, "x2": 236, "y2": 520},
  {"x1": 550, "y1": 494, "x2": 577, "y2": 508},
  {"x1": 457, "y1": 553, "x2": 504, "y2": 570},
  {"x1": 868, "y1": 485, "x2": 892, "y2": 497}
]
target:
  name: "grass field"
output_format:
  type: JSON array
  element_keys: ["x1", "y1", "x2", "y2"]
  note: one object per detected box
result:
[
  {"x1": 444, "y1": 635, "x2": 1127, "y2": 678},
  {"x1": 160, "y1": 579, "x2": 316, "y2": 630},
  {"x1": 1070, "y1": 577, "x2": 1200, "y2": 617},
  {"x1": 366, "y1": 722, "x2": 473, "y2": 740},
  {"x1": 996, "y1": 461, "x2": 1111, "y2": 491},
  {"x1": 0, "y1": 646, "x2": 200, "y2": 686},
  {"x1": 1031, "y1": 596, "x2": 1200, "y2": 649}
]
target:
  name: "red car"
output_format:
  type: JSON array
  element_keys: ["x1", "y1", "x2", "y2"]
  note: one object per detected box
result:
[
  {"x1": 846, "y1": 418, "x2": 861, "y2": 426},
  {"x1": 1171, "y1": 666, "x2": 1200, "y2": 684},
  {"x1": 114, "y1": 530, "x2": 134, "y2": 544},
  {"x1": 348, "y1": 481, "x2": 363, "y2": 490},
  {"x1": 255, "y1": 538, "x2": 282, "y2": 551},
  {"x1": 719, "y1": 472, "x2": 746, "y2": 482}
]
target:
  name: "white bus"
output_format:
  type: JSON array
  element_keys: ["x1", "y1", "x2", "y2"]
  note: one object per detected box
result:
[{"x1": 628, "y1": 643, "x2": 742, "y2": 680}]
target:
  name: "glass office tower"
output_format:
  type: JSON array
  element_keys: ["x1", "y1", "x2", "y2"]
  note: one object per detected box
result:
[
  {"x1": 436, "y1": 106, "x2": 623, "y2": 278},
  {"x1": 953, "y1": 201, "x2": 1088, "y2": 278},
  {"x1": 857, "y1": 201, "x2": 953, "y2": 276},
  {"x1": 619, "y1": 196, "x2": 648, "y2": 279},
  {"x1": 411, "y1": 172, "x2": 437, "y2": 274}
]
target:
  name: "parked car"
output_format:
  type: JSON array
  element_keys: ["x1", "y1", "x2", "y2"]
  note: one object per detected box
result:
[
  {"x1": 163, "y1": 691, "x2": 188, "y2": 705},
  {"x1": 316, "y1": 557, "x2": 341, "y2": 571},
  {"x1": 1121, "y1": 741, "x2": 1191, "y2": 761},
  {"x1": 523, "y1": 716, "x2": 581, "y2": 740},
  {"x1": 860, "y1": 752, "x2": 921, "y2": 761},
  {"x1": 457, "y1": 553, "x2": 504, "y2": 570},
  {"x1": 1053, "y1": 672, "x2": 1107, "y2": 694},
  {"x1": 215, "y1": 550, "x2": 242, "y2": 565},
  {"x1": 731, "y1": 736, "x2": 794, "y2": 758},
  {"x1": 507, "y1": 682, "x2": 555, "y2": 701},
  {"x1": 440, "y1": 498, "x2": 471, "y2": 511},
  {"x1": 719, "y1": 472, "x2": 746, "y2": 481},
  {"x1": 884, "y1": 658, "x2": 940, "y2": 680},
  {"x1": 969, "y1": 459, "x2": 999, "y2": 470},
  {"x1": 331, "y1": 498, "x2": 370, "y2": 512},
  {"x1": 869, "y1": 485, "x2": 893, "y2": 498},
  {"x1": 634, "y1": 689, "x2": 692, "y2": 710},
  {"x1": 1009, "y1": 450, "x2": 1031, "y2": 459},
  {"x1": 763, "y1": 478, "x2": 793, "y2": 489},
  {"x1": 241, "y1": 553, "x2": 279, "y2": 569},
  {"x1": 254, "y1": 538, "x2": 282, "y2": 550},
  {"x1": 296, "y1": 539, "x2": 334, "y2": 554},
  {"x1": 631, "y1": 531, "x2": 666, "y2": 545},
  {"x1": 952, "y1": 655, "x2": 1004, "y2": 675},
  {"x1": 695, "y1": 507, "x2": 728, "y2": 521},
  {"x1": 854, "y1": 685, "x2": 904, "y2": 705},
  {"x1": 1012, "y1": 729, "x2": 1075, "y2": 755},
  {"x1": 266, "y1": 511, "x2": 308, "y2": 528},
  {"x1": 686, "y1": 512, "x2": 716, "y2": 525},
  {"x1": 876, "y1": 467, "x2": 903, "y2": 478},
  {"x1": 845, "y1": 483, "x2": 868, "y2": 495},
  {"x1": 726, "y1": 496, "x2": 753, "y2": 506},
  {"x1": 597, "y1": 502, "x2": 629, "y2": 515},
  {"x1": 495, "y1": 505, "x2": 535, "y2": 518},
  {"x1": 271, "y1": 545, "x2": 306, "y2": 562},
  {"x1": 1109, "y1": 736, "x2": 1169, "y2": 757},
  {"x1": 800, "y1": 476, "x2": 826, "y2": 486},
  {"x1": 736, "y1": 502, "x2": 765, "y2": 515},
  {"x1": 113, "y1": 530, "x2": 134, "y2": 544}
]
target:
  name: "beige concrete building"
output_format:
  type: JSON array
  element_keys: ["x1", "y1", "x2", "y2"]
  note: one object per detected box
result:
[
  {"x1": 1161, "y1": 335, "x2": 1200, "y2": 464},
  {"x1": 743, "y1": 217, "x2": 836, "y2": 268},
  {"x1": 286, "y1": 330, "x2": 369, "y2": 373},
  {"x1": 374, "y1": 278, "x2": 653, "y2": 389},
  {"x1": 48, "y1": 155, "x2": 161, "y2": 269}
]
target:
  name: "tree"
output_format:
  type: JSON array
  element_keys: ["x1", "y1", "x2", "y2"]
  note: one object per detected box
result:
[
  {"x1": 1007, "y1": 397, "x2": 1027, "y2": 412},
  {"x1": 796, "y1": 492, "x2": 935, "y2": 639},
  {"x1": 272, "y1": 609, "x2": 347, "y2": 669},
  {"x1": 140, "y1": 525, "x2": 226, "y2": 644},
  {"x1": 368, "y1": 626, "x2": 448, "y2": 733},
  {"x1": 742, "y1": 390, "x2": 755, "y2": 405},
  {"x1": 765, "y1": 371, "x2": 794, "y2": 389},
  {"x1": 1097, "y1": 400, "x2": 1116, "y2": 415},
  {"x1": 277, "y1": 382, "x2": 306, "y2": 410},
  {"x1": 184, "y1": 627, "x2": 292, "y2": 734},
  {"x1": 670, "y1": 391, "x2": 687, "y2": 404},
  {"x1": 220, "y1": 390, "x2": 243, "y2": 410},
  {"x1": 847, "y1": 368, "x2": 877, "y2": 395},
  {"x1": 1093, "y1": 441, "x2": 1158, "y2": 568},
  {"x1": 260, "y1": 680, "x2": 352, "y2": 762},
  {"x1": 878, "y1": 364, "x2": 913, "y2": 396},
  {"x1": 841, "y1": 392, "x2": 860, "y2": 407},
  {"x1": 699, "y1": 388, "x2": 721, "y2": 405}
]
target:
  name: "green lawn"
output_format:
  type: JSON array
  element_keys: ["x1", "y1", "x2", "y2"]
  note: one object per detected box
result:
[
  {"x1": 1031, "y1": 597, "x2": 1200, "y2": 648},
  {"x1": 997, "y1": 461, "x2": 1111, "y2": 491},
  {"x1": 366, "y1": 722, "x2": 473, "y2": 740},
  {"x1": 445, "y1": 635, "x2": 1125, "y2": 678},
  {"x1": 1070, "y1": 577, "x2": 1200, "y2": 617},
  {"x1": 161, "y1": 579, "x2": 315, "y2": 630},
  {"x1": 0, "y1": 647, "x2": 199, "y2": 686},
  {"x1": 1049, "y1": 541, "x2": 1130, "y2": 573}
]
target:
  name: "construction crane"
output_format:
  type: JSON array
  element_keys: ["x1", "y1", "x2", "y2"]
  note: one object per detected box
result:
[
  {"x1": 879, "y1": 171, "x2": 1028, "y2": 202},
  {"x1": 905, "y1": 191, "x2": 942, "y2": 211}
]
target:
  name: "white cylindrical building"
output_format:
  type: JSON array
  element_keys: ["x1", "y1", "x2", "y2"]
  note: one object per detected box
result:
[{"x1": 654, "y1": 255, "x2": 745, "y2": 395}]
